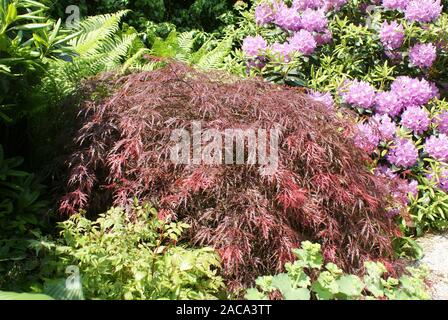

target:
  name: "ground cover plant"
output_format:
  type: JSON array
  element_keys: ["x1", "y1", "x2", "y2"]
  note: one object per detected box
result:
[
  {"x1": 245, "y1": 241, "x2": 430, "y2": 300},
  {"x1": 34, "y1": 202, "x2": 225, "y2": 300}
]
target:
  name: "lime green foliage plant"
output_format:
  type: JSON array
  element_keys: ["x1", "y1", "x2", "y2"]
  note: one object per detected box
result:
[
  {"x1": 245, "y1": 242, "x2": 430, "y2": 300},
  {"x1": 34, "y1": 202, "x2": 225, "y2": 300}
]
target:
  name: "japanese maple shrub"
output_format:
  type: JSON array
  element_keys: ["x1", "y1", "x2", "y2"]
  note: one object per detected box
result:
[{"x1": 60, "y1": 63, "x2": 402, "y2": 289}]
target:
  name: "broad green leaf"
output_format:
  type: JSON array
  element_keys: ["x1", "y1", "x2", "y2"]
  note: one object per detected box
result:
[
  {"x1": 271, "y1": 273, "x2": 293, "y2": 293},
  {"x1": 245, "y1": 288, "x2": 268, "y2": 300},
  {"x1": 0, "y1": 291, "x2": 53, "y2": 300},
  {"x1": 336, "y1": 275, "x2": 364, "y2": 298},
  {"x1": 283, "y1": 288, "x2": 310, "y2": 300}
]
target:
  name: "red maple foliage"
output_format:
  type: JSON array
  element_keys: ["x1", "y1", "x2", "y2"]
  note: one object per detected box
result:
[{"x1": 60, "y1": 63, "x2": 401, "y2": 290}]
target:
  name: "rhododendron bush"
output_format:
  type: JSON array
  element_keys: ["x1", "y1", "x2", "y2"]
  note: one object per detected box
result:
[
  {"x1": 237, "y1": 0, "x2": 448, "y2": 233},
  {"x1": 59, "y1": 63, "x2": 402, "y2": 290}
]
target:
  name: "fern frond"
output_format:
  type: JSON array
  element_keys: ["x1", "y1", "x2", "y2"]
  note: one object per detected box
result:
[
  {"x1": 121, "y1": 48, "x2": 151, "y2": 73},
  {"x1": 99, "y1": 34, "x2": 137, "y2": 70},
  {"x1": 196, "y1": 37, "x2": 234, "y2": 70},
  {"x1": 175, "y1": 31, "x2": 196, "y2": 62},
  {"x1": 70, "y1": 10, "x2": 129, "y2": 56},
  {"x1": 189, "y1": 39, "x2": 216, "y2": 65}
]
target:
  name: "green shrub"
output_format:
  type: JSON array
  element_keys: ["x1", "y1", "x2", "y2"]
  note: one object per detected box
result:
[
  {"x1": 408, "y1": 160, "x2": 448, "y2": 234},
  {"x1": 34, "y1": 202, "x2": 225, "y2": 300},
  {"x1": 0, "y1": 144, "x2": 48, "y2": 291},
  {"x1": 246, "y1": 241, "x2": 430, "y2": 300},
  {"x1": 52, "y1": 0, "x2": 235, "y2": 32},
  {"x1": 0, "y1": 0, "x2": 74, "y2": 123}
]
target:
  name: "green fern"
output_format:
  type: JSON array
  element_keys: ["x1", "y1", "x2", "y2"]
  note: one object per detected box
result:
[
  {"x1": 196, "y1": 36, "x2": 234, "y2": 70},
  {"x1": 70, "y1": 10, "x2": 130, "y2": 57},
  {"x1": 35, "y1": 12, "x2": 235, "y2": 108},
  {"x1": 34, "y1": 11, "x2": 139, "y2": 110},
  {"x1": 175, "y1": 31, "x2": 197, "y2": 62},
  {"x1": 121, "y1": 47, "x2": 152, "y2": 73}
]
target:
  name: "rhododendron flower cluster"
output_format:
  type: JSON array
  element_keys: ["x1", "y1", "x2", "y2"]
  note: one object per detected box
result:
[
  {"x1": 375, "y1": 166, "x2": 418, "y2": 209},
  {"x1": 288, "y1": 29, "x2": 317, "y2": 55},
  {"x1": 379, "y1": 21, "x2": 405, "y2": 50},
  {"x1": 354, "y1": 122, "x2": 381, "y2": 153},
  {"x1": 382, "y1": 0, "x2": 443, "y2": 23},
  {"x1": 387, "y1": 138, "x2": 419, "y2": 168},
  {"x1": 270, "y1": 42, "x2": 293, "y2": 62},
  {"x1": 375, "y1": 91, "x2": 404, "y2": 117},
  {"x1": 371, "y1": 114, "x2": 397, "y2": 141},
  {"x1": 242, "y1": 36, "x2": 267, "y2": 58},
  {"x1": 341, "y1": 80, "x2": 376, "y2": 109},
  {"x1": 400, "y1": 106, "x2": 431, "y2": 135},
  {"x1": 393, "y1": 179, "x2": 419, "y2": 205},
  {"x1": 409, "y1": 43, "x2": 437, "y2": 69},
  {"x1": 275, "y1": 2, "x2": 302, "y2": 31},
  {"x1": 293, "y1": 0, "x2": 347, "y2": 12},
  {"x1": 390, "y1": 76, "x2": 435, "y2": 107},
  {"x1": 307, "y1": 90, "x2": 335, "y2": 110},
  {"x1": 435, "y1": 112, "x2": 448, "y2": 135},
  {"x1": 243, "y1": 0, "x2": 349, "y2": 63},
  {"x1": 324, "y1": 0, "x2": 348, "y2": 11},
  {"x1": 255, "y1": 2, "x2": 276, "y2": 25},
  {"x1": 293, "y1": 0, "x2": 324, "y2": 11},
  {"x1": 354, "y1": 115, "x2": 396, "y2": 153},
  {"x1": 425, "y1": 134, "x2": 448, "y2": 161},
  {"x1": 300, "y1": 8, "x2": 328, "y2": 32},
  {"x1": 375, "y1": 165, "x2": 398, "y2": 180},
  {"x1": 382, "y1": 0, "x2": 408, "y2": 11},
  {"x1": 314, "y1": 29, "x2": 333, "y2": 45},
  {"x1": 404, "y1": 0, "x2": 443, "y2": 23}
]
